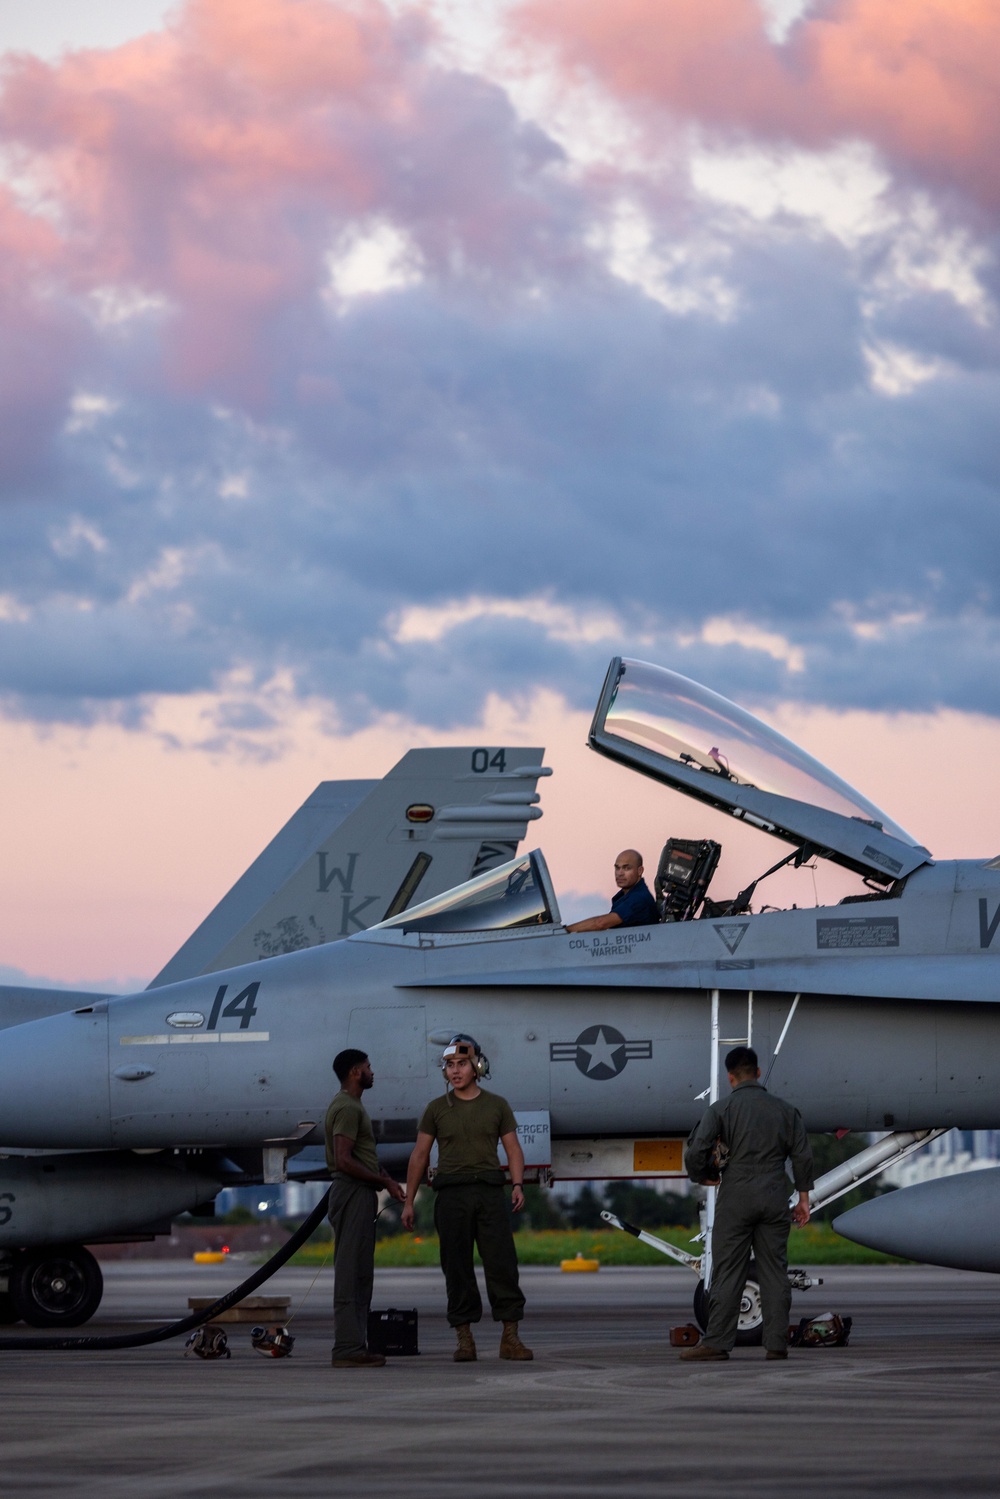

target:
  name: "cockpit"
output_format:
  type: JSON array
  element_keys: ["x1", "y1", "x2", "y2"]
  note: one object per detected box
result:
[
  {"x1": 375, "y1": 849, "x2": 561, "y2": 934},
  {"x1": 369, "y1": 657, "x2": 933, "y2": 935}
]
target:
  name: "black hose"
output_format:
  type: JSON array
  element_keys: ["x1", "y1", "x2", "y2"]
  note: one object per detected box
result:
[{"x1": 0, "y1": 1187, "x2": 331, "y2": 1351}]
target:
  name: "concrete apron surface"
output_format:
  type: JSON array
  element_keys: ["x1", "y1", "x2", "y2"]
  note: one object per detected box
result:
[{"x1": 0, "y1": 1263, "x2": 997, "y2": 1499}]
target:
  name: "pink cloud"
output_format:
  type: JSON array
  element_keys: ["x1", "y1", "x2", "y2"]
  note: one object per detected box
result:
[
  {"x1": 805, "y1": 0, "x2": 1000, "y2": 203},
  {"x1": 518, "y1": 0, "x2": 1000, "y2": 213},
  {"x1": 0, "y1": 0, "x2": 578, "y2": 415},
  {"x1": 0, "y1": 0, "x2": 421, "y2": 405}
]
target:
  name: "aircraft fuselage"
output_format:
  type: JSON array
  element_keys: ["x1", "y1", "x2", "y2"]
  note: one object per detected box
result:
[{"x1": 2, "y1": 857, "x2": 998, "y2": 1153}]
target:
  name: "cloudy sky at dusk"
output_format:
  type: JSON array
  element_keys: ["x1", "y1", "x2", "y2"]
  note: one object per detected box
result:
[{"x1": 1, "y1": 0, "x2": 998, "y2": 988}]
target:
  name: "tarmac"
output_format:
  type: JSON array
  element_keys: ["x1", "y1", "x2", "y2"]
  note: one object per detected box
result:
[{"x1": 1, "y1": 1260, "x2": 998, "y2": 1498}]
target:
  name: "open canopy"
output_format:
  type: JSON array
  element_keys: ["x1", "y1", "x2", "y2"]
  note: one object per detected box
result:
[{"x1": 589, "y1": 658, "x2": 931, "y2": 884}]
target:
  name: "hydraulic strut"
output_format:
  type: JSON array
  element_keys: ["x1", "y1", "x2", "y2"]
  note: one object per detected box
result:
[{"x1": 807, "y1": 1129, "x2": 949, "y2": 1215}]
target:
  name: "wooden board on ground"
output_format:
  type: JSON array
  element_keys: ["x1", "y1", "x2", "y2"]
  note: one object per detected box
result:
[{"x1": 187, "y1": 1295, "x2": 290, "y2": 1324}]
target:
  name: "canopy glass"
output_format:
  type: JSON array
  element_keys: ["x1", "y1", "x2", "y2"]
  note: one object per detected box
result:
[
  {"x1": 603, "y1": 659, "x2": 917, "y2": 847},
  {"x1": 372, "y1": 850, "x2": 560, "y2": 933}
]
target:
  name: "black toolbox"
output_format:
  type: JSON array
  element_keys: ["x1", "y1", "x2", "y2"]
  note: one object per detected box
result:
[{"x1": 367, "y1": 1307, "x2": 419, "y2": 1355}]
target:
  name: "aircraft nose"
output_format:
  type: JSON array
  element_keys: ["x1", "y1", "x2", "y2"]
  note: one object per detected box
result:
[{"x1": 0, "y1": 1004, "x2": 112, "y2": 1148}]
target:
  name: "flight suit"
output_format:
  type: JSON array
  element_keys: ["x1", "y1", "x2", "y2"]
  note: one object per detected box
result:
[{"x1": 685, "y1": 1081, "x2": 814, "y2": 1353}]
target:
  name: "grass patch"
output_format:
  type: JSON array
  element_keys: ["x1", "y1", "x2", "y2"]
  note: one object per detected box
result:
[
  {"x1": 287, "y1": 1223, "x2": 905, "y2": 1269},
  {"x1": 787, "y1": 1223, "x2": 907, "y2": 1265}
]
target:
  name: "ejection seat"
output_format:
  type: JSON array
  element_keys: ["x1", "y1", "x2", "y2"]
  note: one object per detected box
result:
[{"x1": 654, "y1": 838, "x2": 721, "y2": 921}]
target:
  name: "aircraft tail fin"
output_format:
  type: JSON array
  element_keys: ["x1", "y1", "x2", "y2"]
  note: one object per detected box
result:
[{"x1": 149, "y1": 745, "x2": 548, "y2": 987}]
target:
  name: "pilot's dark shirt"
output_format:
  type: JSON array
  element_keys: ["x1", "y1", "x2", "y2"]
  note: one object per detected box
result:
[{"x1": 611, "y1": 877, "x2": 659, "y2": 927}]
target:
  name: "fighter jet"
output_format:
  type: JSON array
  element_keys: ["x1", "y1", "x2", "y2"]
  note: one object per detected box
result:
[
  {"x1": 0, "y1": 746, "x2": 547, "y2": 1325},
  {"x1": 3, "y1": 657, "x2": 998, "y2": 1328}
]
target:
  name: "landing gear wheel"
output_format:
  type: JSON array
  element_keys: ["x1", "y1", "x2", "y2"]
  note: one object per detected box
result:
[
  {"x1": 10, "y1": 1245, "x2": 104, "y2": 1328},
  {"x1": 0, "y1": 1292, "x2": 20, "y2": 1324},
  {"x1": 693, "y1": 1271, "x2": 764, "y2": 1347}
]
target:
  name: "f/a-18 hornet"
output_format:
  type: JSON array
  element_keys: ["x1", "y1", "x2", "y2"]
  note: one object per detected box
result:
[{"x1": 2, "y1": 657, "x2": 997, "y2": 1328}]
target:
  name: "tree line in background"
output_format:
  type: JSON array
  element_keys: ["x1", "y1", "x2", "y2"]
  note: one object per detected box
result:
[
  {"x1": 217, "y1": 1132, "x2": 889, "y2": 1234},
  {"x1": 377, "y1": 1132, "x2": 887, "y2": 1236}
]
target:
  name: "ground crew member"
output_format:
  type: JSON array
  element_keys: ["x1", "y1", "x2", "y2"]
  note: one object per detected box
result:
[
  {"x1": 681, "y1": 1044, "x2": 813, "y2": 1361},
  {"x1": 401, "y1": 1034, "x2": 533, "y2": 1362},
  {"x1": 325, "y1": 1048, "x2": 405, "y2": 1368}
]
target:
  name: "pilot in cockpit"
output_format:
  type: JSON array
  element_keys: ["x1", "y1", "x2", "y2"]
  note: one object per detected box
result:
[{"x1": 565, "y1": 849, "x2": 659, "y2": 933}]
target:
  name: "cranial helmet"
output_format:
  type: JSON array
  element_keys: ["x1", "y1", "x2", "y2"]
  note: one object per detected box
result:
[
  {"x1": 185, "y1": 1323, "x2": 231, "y2": 1360},
  {"x1": 250, "y1": 1324, "x2": 295, "y2": 1359},
  {"x1": 441, "y1": 1033, "x2": 490, "y2": 1080}
]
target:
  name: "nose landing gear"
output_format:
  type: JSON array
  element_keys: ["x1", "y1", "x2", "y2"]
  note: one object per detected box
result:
[{"x1": 693, "y1": 1270, "x2": 763, "y2": 1346}]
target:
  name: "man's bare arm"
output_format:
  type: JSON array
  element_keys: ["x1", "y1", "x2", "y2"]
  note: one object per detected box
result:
[
  {"x1": 500, "y1": 1130, "x2": 526, "y2": 1213},
  {"x1": 401, "y1": 1133, "x2": 434, "y2": 1229},
  {"x1": 565, "y1": 912, "x2": 623, "y2": 933}
]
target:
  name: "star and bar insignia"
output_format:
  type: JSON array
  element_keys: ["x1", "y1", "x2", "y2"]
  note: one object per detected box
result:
[{"x1": 550, "y1": 1024, "x2": 652, "y2": 1080}]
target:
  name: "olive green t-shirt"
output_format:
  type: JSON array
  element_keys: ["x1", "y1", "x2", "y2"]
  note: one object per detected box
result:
[
  {"x1": 324, "y1": 1089, "x2": 380, "y2": 1176},
  {"x1": 418, "y1": 1090, "x2": 518, "y2": 1178}
]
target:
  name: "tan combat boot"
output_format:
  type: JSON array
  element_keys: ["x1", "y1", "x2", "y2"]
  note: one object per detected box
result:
[
  {"x1": 499, "y1": 1321, "x2": 533, "y2": 1360},
  {"x1": 453, "y1": 1324, "x2": 477, "y2": 1362}
]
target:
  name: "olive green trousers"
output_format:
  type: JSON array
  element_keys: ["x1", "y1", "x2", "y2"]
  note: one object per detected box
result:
[{"x1": 433, "y1": 1182, "x2": 525, "y2": 1326}]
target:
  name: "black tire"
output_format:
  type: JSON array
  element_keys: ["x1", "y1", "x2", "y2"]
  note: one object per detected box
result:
[
  {"x1": 0, "y1": 1292, "x2": 20, "y2": 1325},
  {"x1": 10, "y1": 1245, "x2": 104, "y2": 1328},
  {"x1": 693, "y1": 1270, "x2": 764, "y2": 1347}
]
